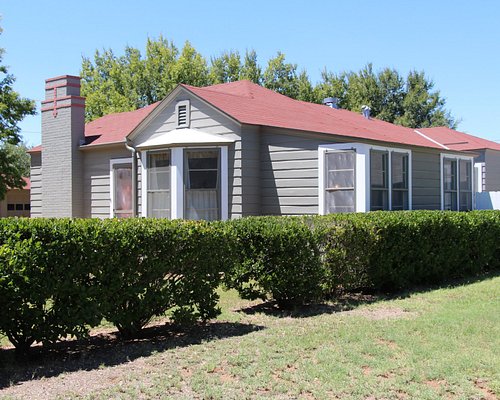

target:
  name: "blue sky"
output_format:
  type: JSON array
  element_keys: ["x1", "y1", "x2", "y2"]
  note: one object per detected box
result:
[{"x1": 2, "y1": 0, "x2": 500, "y2": 146}]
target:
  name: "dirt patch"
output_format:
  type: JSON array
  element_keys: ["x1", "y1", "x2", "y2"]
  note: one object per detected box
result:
[
  {"x1": 344, "y1": 307, "x2": 418, "y2": 320},
  {"x1": 474, "y1": 378, "x2": 498, "y2": 400},
  {"x1": 376, "y1": 338, "x2": 399, "y2": 350},
  {"x1": 425, "y1": 379, "x2": 448, "y2": 390},
  {"x1": 362, "y1": 365, "x2": 372, "y2": 376}
]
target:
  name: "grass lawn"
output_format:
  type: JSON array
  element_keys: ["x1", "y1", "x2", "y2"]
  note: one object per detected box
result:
[{"x1": 0, "y1": 274, "x2": 498, "y2": 399}]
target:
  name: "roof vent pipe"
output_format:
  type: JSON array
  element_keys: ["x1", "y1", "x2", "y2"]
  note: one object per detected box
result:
[
  {"x1": 322, "y1": 97, "x2": 339, "y2": 109},
  {"x1": 361, "y1": 105, "x2": 371, "y2": 119}
]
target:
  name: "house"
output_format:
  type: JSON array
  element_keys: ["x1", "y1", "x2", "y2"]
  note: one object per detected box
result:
[
  {"x1": 0, "y1": 177, "x2": 31, "y2": 217},
  {"x1": 29, "y1": 75, "x2": 500, "y2": 219}
]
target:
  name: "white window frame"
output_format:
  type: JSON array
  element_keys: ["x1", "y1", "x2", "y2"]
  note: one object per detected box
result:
[
  {"x1": 175, "y1": 100, "x2": 191, "y2": 128},
  {"x1": 141, "y1": 146, "x2": 228, "y2": 220},
  {"x1": 440, "y1": 153, "x2": 475, "y2": 211},
  {"x1": 109, "y1": 157, "x2": 133, "y2": 218},
  {"x1": 319, "y1": 143, "x2": 412, "y2": 214}
]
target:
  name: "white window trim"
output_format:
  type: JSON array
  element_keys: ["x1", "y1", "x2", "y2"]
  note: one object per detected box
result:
[
  {"x1": 141, "y1": 146, "x2": 229, "y2": 220},
  {"x1": 319, "y1": 143, "x2": 412, "y2": 214},
  {"x1": 474, "y1": 162, "x2": 485, "y2": 193},
  {"x1": 110, "y1": 157, "x2": 133, "y2": 218},
  {"x1": 440, "y1": 153, "x2": 475, "y2": 210},
  {"x1": 175, "y1": 100, "x2": 191, "y2": 128}
]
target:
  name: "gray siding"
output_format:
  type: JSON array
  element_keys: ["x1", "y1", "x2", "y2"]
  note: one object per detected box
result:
[
  {"x1": 82, "y1": 146, "x2": 131, "y2": 219},
  {"x1": 133, "y1": 93, "x2": 243, "y2": 218},
  {"x1": 411, "y1": 150, "x2": 441, "y2": 210},
  {"x1": 260, "y1": 128, "x2": 335, "y2": 216},
  {"x1": 239, "y1": 125, "x2": 260, "y2": 216},
  {"x1": 30, "y1": 152, "x2": 42, "y2": 217},
  {"x1": 485, "y1": 149, "x2": 500, "y2": 191}
]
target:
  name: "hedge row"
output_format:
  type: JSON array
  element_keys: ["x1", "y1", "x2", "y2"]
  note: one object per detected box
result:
[
  {"x1": 225, "y1": 211, "x2": 500, "y2": 306},
  {"x1": 0, "y1": 218, "x2": 234, "y2": 354},
  {"x1": 1, "y1": 211, "x2": 499, "y2": 353}
]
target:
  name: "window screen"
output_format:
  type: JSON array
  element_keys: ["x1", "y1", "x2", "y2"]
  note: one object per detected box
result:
[
  {"x1": 443, "y1": 158, "x2": 458, "y2": 210},
  {"x1": 184, "y1": 149, "x2": 220, "y2": 220},
  {"x1": 324, "y1": 151, "x2": 355, "y2": 213},
  {"x1": 459, "y1": 159, "x2": 472, "y2": 211},
  {"x1": 370, "y1": 150, "x2": 389, "y2": 211},
  {"x1": 147, "y1": 151, "x2": 171, "y2": 218},
  {"x1": 391, "y1": 152, "x2": 409, "y2": 210}
]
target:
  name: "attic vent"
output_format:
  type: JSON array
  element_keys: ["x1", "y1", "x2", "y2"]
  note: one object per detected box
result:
[{"x1": 176, "y1": 100, "x2": 190, "y2": 128}]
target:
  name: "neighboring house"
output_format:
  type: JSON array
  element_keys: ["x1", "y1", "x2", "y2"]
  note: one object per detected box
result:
[
  {"x1": 0, "y1": 177, "x2": 31, "y2": 218},
  {"x1": 29, "y1": 75, "x2": 500, "y2": 219}
]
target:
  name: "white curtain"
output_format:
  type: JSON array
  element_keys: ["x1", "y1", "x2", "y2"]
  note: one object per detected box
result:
[{"x1": 185, "y1": 150, "x2": 220, "y2": 221}]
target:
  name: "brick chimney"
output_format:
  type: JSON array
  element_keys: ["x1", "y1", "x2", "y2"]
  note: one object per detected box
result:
[{"x1": 41, "y1": 76, "x2": 85, "y2": 217}]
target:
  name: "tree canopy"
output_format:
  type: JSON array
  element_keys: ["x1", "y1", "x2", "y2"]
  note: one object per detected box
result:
[
  {"x1": 0, "y1": 26, "x2": 36, "y2": 200},
  {"x1": 80, "y1": 37, "x2": 456, "y2": 129}
]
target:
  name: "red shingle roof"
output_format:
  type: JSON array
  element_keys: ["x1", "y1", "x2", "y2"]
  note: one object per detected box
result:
[
  {"x1": 418, "y1": 126, "x2": 500, "y2": 151},
  {"x1": 29, "y1": 102, "x2": 160, "y2": 152},
  {"x1": 29, "y1": 80, "x2": 499, "y2": 153},
  {"x1": 183, "y1": 81, "x2": 443, "y2": 149}
]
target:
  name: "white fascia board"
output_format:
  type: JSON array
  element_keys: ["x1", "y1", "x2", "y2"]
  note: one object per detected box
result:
[{"x1": 136, "y1": 128, "x2": 235, "y2": 150}]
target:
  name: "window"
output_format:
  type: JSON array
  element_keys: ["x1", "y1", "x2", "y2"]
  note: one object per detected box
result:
[
  {"x1": 459, "y1": 159, "x2": 472, "y2": 211},
  {"x1": 184, "y1": 149, "x2": 220, "y2": 220},
  {"x1": 442, "y1": 155, "x2": 473, "y2": 211},
  {"x1": 176, "y1": 100, "x2": 190, "y2": 128},
  {"x1": 141, "y1": 146, "x2": 229, "y2": 220},
  {"x1": 370, "y1": 150, "x2": 389, "y2": 211},
  {"x1": 15, "y1": 204, "x2": 23, "y2": 211},
  {"x1": 391, "y1": 152, "x2": 409, "y2": 210},
  {"x1": 319, "y1": 143, "x2": 412, "y2": 214},
  {"x1": 24, "y1": 204, "x2": 31, "y2": 211},
  {"x1": 7, "y1": 204, "x2": 14, "y2": 211},
  {"x1": 147, "y1": 151, "x2": 171, "y2": 218},
  {"x1": 324, "y1": 150, "x2": 356, "y2": 213},
  {"x1": 110, "y1": 159, "x2": 133, "y2": 218}
]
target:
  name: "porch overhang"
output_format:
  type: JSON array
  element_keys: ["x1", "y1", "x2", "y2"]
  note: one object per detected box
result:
[{"x1": 135, "y1": 128, "x2": 235, "y2": 150}]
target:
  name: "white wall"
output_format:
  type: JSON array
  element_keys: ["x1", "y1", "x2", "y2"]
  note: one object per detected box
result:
[{"x1": 476, "y1": 191, "x2": 500, "y2": 210}]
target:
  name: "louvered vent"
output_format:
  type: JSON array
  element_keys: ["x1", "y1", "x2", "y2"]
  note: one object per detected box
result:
[{"x1": 177, "y1": 105, "x2": 187, "y2": 126}]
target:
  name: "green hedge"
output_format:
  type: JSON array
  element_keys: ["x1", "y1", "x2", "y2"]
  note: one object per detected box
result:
[
  {"x1": 227, "y1": 211, "x2": 500, "y2": 304},
  {"x1": 1, "y1": 211, "x2": 499, "y2": 354},
  {"x1": 225, "y1": 217, "x2": 323, "y2": 308},
  {"x1": 0, "y1": 218, "x2": 233, "y2": 353}
]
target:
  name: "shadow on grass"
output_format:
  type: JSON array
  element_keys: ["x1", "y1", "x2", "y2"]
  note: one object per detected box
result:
[
  {"x1": 0, "y1": 321, "x2": 264, "y2": 389},
  {"x1": 237, "y1": 270, "x2": 500, "y2": 318}
]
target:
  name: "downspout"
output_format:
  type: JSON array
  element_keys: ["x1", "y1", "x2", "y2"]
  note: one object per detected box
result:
[{"x1": 125, "y1": 139, "x2": 139, "y2": 217}]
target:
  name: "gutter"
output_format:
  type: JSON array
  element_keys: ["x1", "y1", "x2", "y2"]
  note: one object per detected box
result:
[{"x1": 125, "y1": 139, "x2": 139, "y2": 217}]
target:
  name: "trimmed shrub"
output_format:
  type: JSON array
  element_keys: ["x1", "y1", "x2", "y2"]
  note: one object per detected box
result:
[
  {"x1": 0, "y1": 219, "x2": 102, "y2": 354},
  {"x1": 317, "y1": 210, "x2": 500, "y2": 292},
  {"x1": 226, "y1": 217, "x2": 323, "y2": 308},
  {"x1": 94, "y1": 219, "x2": 234, "y2": 338},
  {"x1": 0, "y1": 218, "x2": 235, "y2": 352}
]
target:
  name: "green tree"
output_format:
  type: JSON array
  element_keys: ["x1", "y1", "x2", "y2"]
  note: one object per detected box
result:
[
  {"x1": 81, "y1": 38, "x2": 209, "y2": 122},
  {"x1": 313, "y1": 64, "x2": 455, "y2": 128},
  {"x1": 0, "y1": 27, "x2": 36, "y2": 199},
  {"x1": 313, "y1": 69, "x2": 348, "y2": 107},
  {"x1": 296, "y1": 70, "x2": 315, "y2": 102},
  {"x1": 263, "y1": 52, "x2": 299, "y2": 98},
  {"x1": 240, "y1": 50, "x2": 262, "y2": 84},
  {"x1": 395, "y1": 70, "x2": 456, "y2": 128},
  {"x1": 143, "y1": 36, "x2": 178, "y2": 103},
  {"x1": 171, "y1": 41, "x2": 209, "y2": 87},
  {"x1": 209, "y1": 50, "x2": 241, "y2": 84}
]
